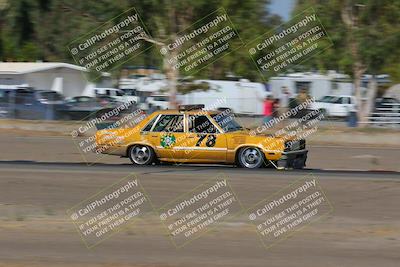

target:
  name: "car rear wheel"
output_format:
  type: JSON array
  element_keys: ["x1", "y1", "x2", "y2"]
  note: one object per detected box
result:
[
  {"x1": 128, "y1": 145, "x2": 155, "y2": 165},
  {"x1": 318, "y1": 109, "x2": 327, "y2": 118},
  {"x1": 237, "y1": 147, "x2": 264, "y2": 169}
]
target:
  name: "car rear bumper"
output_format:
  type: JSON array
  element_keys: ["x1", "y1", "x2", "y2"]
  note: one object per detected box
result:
[{"x1": 96, "y1": 145, "x2": 126, "y2": 156}]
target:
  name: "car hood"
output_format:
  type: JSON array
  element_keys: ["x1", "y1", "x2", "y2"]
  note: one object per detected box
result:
[{"x1": 226, "y1": 130, "x2": 286, "y2": 151}]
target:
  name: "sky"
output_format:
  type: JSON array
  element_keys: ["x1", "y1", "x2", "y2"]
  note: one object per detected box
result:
[{"x1": 268, "y1": 0, "x2": 296, "y2": 21}]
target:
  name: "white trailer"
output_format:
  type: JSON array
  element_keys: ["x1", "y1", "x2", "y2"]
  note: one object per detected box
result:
[
  {"x1": 269, "y1": 72, "x2": 353, "y2": 101},
  {"x1": 177, "y1": 79, "x2": 270, "y2": 115}
]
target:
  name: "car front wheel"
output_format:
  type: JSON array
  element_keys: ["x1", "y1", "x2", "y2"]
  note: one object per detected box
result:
[
  {"x1": 128, "y1": 145, "x2": 155, "y2": 165},
  {"x1": 237, "y1": 147, "x2": 264, "y2": 169}
]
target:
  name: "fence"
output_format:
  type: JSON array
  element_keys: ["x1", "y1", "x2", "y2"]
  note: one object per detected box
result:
[
  {"x1": 0, "y1": 96, "x2": 63, "y2": 120},
  {"x1": 361, "y1": 103, "x2": 400, "y2": 127}
]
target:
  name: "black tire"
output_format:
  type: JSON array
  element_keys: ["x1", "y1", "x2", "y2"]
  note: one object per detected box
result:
[
  {"x1": 318, "y1": 109, "x2": 327, "y2": 118},
  {"x1": 128, "y1": 145, "x2": 156, "y2": 165},
  {"x1": 292, "y1": 156, "x2": 307, "y2": 169},
  {"x1": 237, "y1": 147, "x2": 264, "y2": 169}
]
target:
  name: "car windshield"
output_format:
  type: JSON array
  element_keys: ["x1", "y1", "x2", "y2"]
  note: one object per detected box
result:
[
  {"x1": 153, "y1": 96, "x2": 168, "y2": 101},
  {"x1": 116, "y1": 90, "x2": 125, "y2": 96},
  {"x1": 97, "y1": 96, "x2": 113, "y2": 101},
  {"x1": 78, "y1": 97, "x2": 94, "y2": 102},
  {"x1": 39, "y1": 91, "x2": 64, "y2": 101},
  {"x1": 211, "y1": 110, "x2": 243, "y2": 132},
  {"x1": 121, "y1": 89, "x2": 137, "y2": 96},
  {"x1": 70, "y1": 97, "x2": 95, "y2": 103},
  {"x1": 319, "y1": 96, "x2": 334, "y2": 102},
  {"x1": 330, "y1": 97, "x2": 342, "y2": 104}
]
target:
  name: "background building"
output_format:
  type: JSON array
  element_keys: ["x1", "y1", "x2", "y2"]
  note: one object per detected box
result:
[{"x1": 0, "y1": 62, "x2": 92, "y2": 97}]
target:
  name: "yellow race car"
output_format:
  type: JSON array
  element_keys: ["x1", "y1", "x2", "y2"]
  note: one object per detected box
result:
[{"x1": 95, "y1": 105, "x2": 307, "y2": 169}]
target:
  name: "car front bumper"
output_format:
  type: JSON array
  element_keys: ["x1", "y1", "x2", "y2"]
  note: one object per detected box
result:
[{"x1": 278, "y1": 149, "x2": 308, "y2": 169}]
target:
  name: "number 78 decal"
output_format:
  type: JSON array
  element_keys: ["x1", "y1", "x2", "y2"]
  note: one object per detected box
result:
[{"x1": 195, "y1": 134, "x2": 216, "y2": 147}]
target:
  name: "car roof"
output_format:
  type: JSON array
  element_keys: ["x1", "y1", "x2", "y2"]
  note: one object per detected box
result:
[
  {"x1": 325, "y1": 95, "x2": 353, "y2": 97},
  {"x1": 37, "y1": 90, "x2": 59, "y2": 93},
  {"x1": 152, "y1": 109, "x2": 220, "y2": 115}
]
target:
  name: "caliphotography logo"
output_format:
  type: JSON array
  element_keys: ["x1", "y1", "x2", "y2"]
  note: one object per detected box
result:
[
  {"x1": 1, "y1": 1, "x2": 399, "y2": 266},
  {"x1": 159, "y1": 7, "x2": 244, "y2": 76},
  {"x1": 157, "y1": 174, "x2": 244, "y2": 248},
  {"x1": 247, "y1": 7, "x2": 333, "y2": 79},
  {"x1": 247, "y1": 174, "x2": 333, "y2": 250},
  {"x1": 69, "y1": 100, "x2": 146, "y2": 165},
  {"x1": 66, "y1": 174, "x2": 154, "y2": 249},
  {"x1": 248, "y1": 96, "x2": 335, "y2": 170},
  {"x1": 68, "y1": 7, "x2": 152, "y2": 82}
]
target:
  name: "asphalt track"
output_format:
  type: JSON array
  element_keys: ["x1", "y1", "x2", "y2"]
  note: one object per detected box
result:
[
  {"x1": 1, "y1": 134, "x2": 399, "y2": 171},
  {"x1": 0, "y1": 133, "x2": 399, "y2": 266},
  {"x1": 0, "y1": 160, "x2": 399, "y2": 267},
  {"x1": 0, "y1": 160, "x2": 399, "y2": 177}
]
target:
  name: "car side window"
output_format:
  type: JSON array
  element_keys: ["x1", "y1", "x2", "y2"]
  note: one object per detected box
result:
[
  {"x1": 142, "y1": 116, "x2": 158, "y2": 131},
  {"x1": 343, "y1": 97, "x2": 350, "y2": 104},
  {"x1": 152, "y1": 115, "x2": 184, "y2": 132},
  {"x1": 188, "y1": 115, "x2": 217, "y2": 133},
  {"x1": 332, "y1": 97, "x2": 342, "y2": 104}
]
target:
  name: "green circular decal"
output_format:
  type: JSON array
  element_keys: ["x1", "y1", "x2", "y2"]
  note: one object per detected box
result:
[{"x1": 160, "y1": 133, "x2": 176, "y2": 148}]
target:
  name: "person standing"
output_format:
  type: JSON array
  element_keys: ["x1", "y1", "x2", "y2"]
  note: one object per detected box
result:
[
  {"x1": 263, "y1": 95, "x2": 274, "y2": 124},
  {"x1": 296, "y1": 88, "x2": 311, "y2": 105},
  {"x1": 296, "y1": 88, "x2": 311, "y2": 119},
  {"x1": 279, "y1": 86, "x2": 291, "y2": 115}
]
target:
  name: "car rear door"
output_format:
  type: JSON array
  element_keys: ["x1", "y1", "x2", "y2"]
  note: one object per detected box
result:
[{"x1": 146, "y1": 114, "x2": 186, "y2": 160}]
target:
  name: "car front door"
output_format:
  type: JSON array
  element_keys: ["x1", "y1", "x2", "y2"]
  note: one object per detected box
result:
[
  {"x1": 341, "y1": 97, "x2": 353, "y2": 116},
  {"x1": 334, "y1": 97, "x2": 350, "y2": 117},
  {"x1": 181, "y1": 114, "x2": 227, "y2": 161},
  {"x1": 330, "y1": 97, "x2": 344, "y2": 116}
]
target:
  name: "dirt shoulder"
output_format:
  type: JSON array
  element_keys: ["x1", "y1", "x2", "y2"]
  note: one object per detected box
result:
[{"x1": 1, "y1": 119, "x2": 399, "y2": 147}]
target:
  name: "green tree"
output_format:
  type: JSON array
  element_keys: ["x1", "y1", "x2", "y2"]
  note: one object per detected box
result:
[
  {"x1": 1, "y1": 0, "x2": 279, "y2": 106},
  {"x1": 294, "y1": 0, "x2": 400, "y2": 125}
]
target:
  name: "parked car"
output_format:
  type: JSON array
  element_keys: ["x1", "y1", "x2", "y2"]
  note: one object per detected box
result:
[
  {"x1": 146, "y1": 94, "x2": 170, "y2": 111},
  {"x1": 96, "y1": 95, "x2": 125, "y2": 108},
  {"x1": 95, "y1": 95, "x2": 139, "y2": 119},
  {"x1": 66, "y1": 96, "x2": 99, "y2": 109},
  {"x1": 309, "y1": 95, "x2": 357, "y2": 117},
  {"x1": 0, "y1": 88, "x2": 11, "y2": 118},
  {"x1": 8, "y1": 89, "x2": 66, "y2": 119},
  {"x1": 93, "y1": 88, "x2": 139, "y2": 104},
  {"x1": 63, "y1": 96, "x2": 105, "y2": 120}
]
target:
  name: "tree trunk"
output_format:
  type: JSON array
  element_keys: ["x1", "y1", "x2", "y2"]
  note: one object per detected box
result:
[
  {"x1": 341, "y1": 1, "x2": 367, "y2": 127},
  {"x1": 163, "y1": 47, "x2": 178, "y2": 109},
  {"x1": 353, "y1": 64, "x2": 364, "y2": 124},
  {"x1": 364, "y1": 77, "x2": 377, "y2": 120}
]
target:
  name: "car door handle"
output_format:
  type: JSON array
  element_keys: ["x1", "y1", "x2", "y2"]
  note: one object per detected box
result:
[{"x1": 151, "y1": 135, "x2": 158, "y2": 138}]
